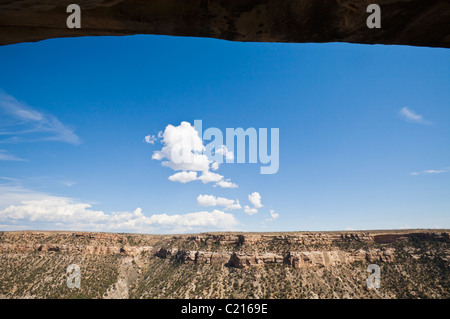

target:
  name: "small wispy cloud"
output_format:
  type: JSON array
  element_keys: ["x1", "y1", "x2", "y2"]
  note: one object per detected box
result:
[
  {"x1": 0, "y1": 90, "x2": 80, "y2": 145},
  {"x1": 244, "y1": 205, "x2": 258, "y2": 215},
  {"x1": 143, "y1": 134, "x2": 158, "y2": 144},
  {"x1": 243, "y1": 192, "x2": 264, "y2": 215},
  {"x1": 399, "y1": 107, "x2": 431, "y2": 125},
  {"x1": 410, "y1": 168, "x2": 448, "y2": 176},
  {"x1": 268, "y1": 209, "x2": 279, "y2": 221},
  {"x1": 62, "y1": 181, "x2": 76, "y2": 187},
  {"x1": 0, "y1": 150, "x2": 27, "y2": 162},
  {"x1": 261, "y1": 209, "x2": 279, "y2": 225},
  {"x1": 0, "y1": 176, "x2": 76, "y2": 196}
]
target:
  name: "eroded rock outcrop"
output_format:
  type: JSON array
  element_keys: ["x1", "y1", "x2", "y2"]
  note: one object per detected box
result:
[
  {"x1": 161, "y1": 249, "x2": 231, "y2": 265},
  {"x1": 287, "y1": 251, "x2": 349, "y2": 268},
  {"x1": 229, "y1": 252, "x2": 284, "y2": 268},
  {"x1": 365, "y1": 248, "x2": 396, "y2": 263}
]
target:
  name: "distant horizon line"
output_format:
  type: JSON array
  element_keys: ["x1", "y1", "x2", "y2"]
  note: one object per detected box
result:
[{"x1": 1, "y1": 228, "x2": 448, "y2": 236}]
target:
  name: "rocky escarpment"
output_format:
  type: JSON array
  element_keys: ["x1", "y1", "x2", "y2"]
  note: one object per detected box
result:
[
  {"x1": 184, "y1": 231, "x2": 450, "y2": 248},
  {"x1": 0, "y1": 0, "x2": 449, "y2": 47},
  {"x1": 0, "y1": 242, "x2": 153, "y2": 256},
  {"x1": 0, "y1": 230, "x2": 449, "y2": 299},
  {"x1": 1, "y1": 230, "x2": 447, "y2": 268},
  {"x1": 155, "y1": 247, "x2": 395, "y2": 269},
  {"x1": 1, "y1": 230, "x2": 447, "y2": 263},
  {"x1": 0, "y1": 231, "x2": 157, "y2": 256},
  {"x1": 187, "y1": 232, "x2": 374, "y2": 247}
]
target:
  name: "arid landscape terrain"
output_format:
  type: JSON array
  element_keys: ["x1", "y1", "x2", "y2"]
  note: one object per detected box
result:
[{"x1": 0, "y1": 229, "x2": 448, "y2": 299}]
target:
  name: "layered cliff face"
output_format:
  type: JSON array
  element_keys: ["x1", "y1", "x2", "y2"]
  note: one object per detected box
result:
[
  {"x1": 0, "y1": 230, "x2": 446, "y2": 265},
  {"x1": 0, "y1": 243, "x2": 153, "y2": 256},
  {"x1": 0, "y1": 230, "x2": 449, "y2": 298},
  {"x1": 153, "y1": 247, "x2": 395, "y2": 268},
  {"x1": 0, "y1": 231, "x2": 156, "y2": 256},
  {"x1": 188, "y1": 232, "x2": 373, "y2": 247},
  {"x1": 0, "y1": 0, "x2": 449, "y2": 47}
]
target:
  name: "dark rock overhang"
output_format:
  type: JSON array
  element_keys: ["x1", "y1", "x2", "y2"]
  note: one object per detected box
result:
[{"x1": 0, "y1": 0, "x2": 449, "y2": 47}]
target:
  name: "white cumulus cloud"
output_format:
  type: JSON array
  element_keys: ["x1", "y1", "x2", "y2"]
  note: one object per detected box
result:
[
  {"x1": 215, "y1": 145, "x2": 234, "y2": 160},
  {"x1": 197, "y1": 171, "x2": 224, "y2": 184},
  {"x1": 152, "y1": 121, "x2": 237, "y2": 188},
  {"x1": 0, "y1": 194, "x2": 240, "y2": 234},
  {"x1": 244, "y1": 205, "x2": 258, "y2": 215},
  {"x1": 215, "y1": 180, "x2": 238, "y2": 188},
  {"x1": 168, "y1": 171, "x2": 198, "y2": 183},
  {"x1": 197, "y1": 194, "x2": 242, "y2": 210},
  {"x1": 152, "y1": 121, "x2": 210, "y2": 171},
  {"x1": 248, "y1": 192, "x2": 263, "y2": 208},
  {"x1": 269, "y1": 209, "x2": 279, "y2": 220}
]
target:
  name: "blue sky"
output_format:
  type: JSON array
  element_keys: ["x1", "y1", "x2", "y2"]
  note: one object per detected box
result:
[{"x1": 0, "y1": 34, "x2": 449, "y2": 233}]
